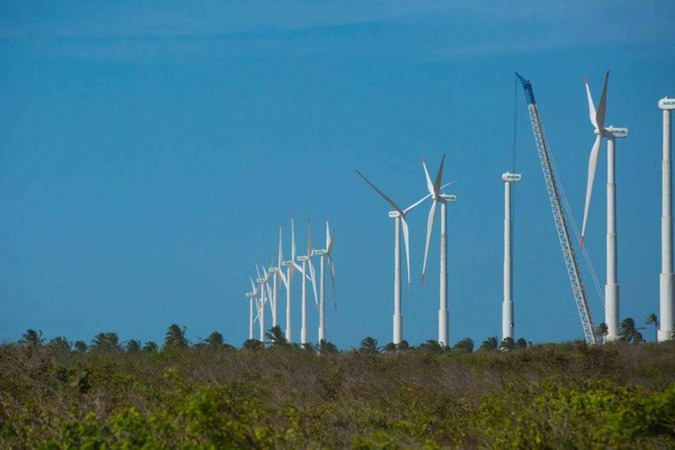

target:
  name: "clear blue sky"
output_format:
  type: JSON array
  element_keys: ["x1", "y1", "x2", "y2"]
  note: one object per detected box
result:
[{"x1": 2, "y1": 1, "x2": 674, "y2": 348}]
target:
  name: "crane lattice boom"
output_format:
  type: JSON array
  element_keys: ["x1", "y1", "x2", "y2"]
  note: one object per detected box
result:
[{"x1": 516, "y1": 73, "x2": 597, "y2": 344}]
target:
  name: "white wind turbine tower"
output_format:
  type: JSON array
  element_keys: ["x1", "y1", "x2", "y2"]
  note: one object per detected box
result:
[
  {"x1": 296, "y1": 220, "x2": 318, "y2": 346},
  {"x1": 246, "y1": 277, "x2": 259, "y2": 340},
  {"x1": 312, "y1": 221, "x2": 336, "y2": 343},
  {"x1": 356, "y1": 169, "x2": 443, "y2": 345},
  {"x1": 501, "y1": 172, "x2": 521, "y2": 341},
  {"x1": 659, "y1": 96, "x2": 675, "y2": 342},
  {"x1": 278, "y1": 219, "x2": 305, "y2": 343},
  {"x1": 255, "y1": 264, "x2": 274, "y2": 344},
  {"x1": 581, "y1": 72, "x2": 628, "y2": 342},
  {"x1": 421, "y1": 155, "x2": 457, "y2": 347}
]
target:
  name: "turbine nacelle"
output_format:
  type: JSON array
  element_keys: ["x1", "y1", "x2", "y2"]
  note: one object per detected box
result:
[
  {"x1": 440, "y1": 194, "x2": 457, "y2": 202},
  {"x1": 281, "y1": 260, "x2": 293, "y2": 267},
  {"x1": 388, "y1": 210, "x2": 403, "y2": 218},
  {"x1": 296, "y1": 255, "x2": 309, "y2": 262},
  {"x1": 313, "y1": 249, "x2": 327, "y2": 256},
  {"x1": 245, "y1": 292, "x2": 256, "y2": 298},
  {"x1": 659, "y1": 97, "x2": 675, "y2": 110},
  {"x1": 605, "y1": 126, "x2": 628, "y2": 139},
  {"x1": 501, "y1": 172, "x2": 522, "y2": 183}
]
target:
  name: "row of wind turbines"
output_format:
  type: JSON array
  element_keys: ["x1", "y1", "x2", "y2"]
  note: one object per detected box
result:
[
  {"x1": 355, "y1": 71, "x2": 674, "y2": 346},
  {"x1": 245, "y1": 220, "x2": 336, "y2": 346},
  {"x1": 243, "y1": 72, "x2": 674, "y2": 347}
]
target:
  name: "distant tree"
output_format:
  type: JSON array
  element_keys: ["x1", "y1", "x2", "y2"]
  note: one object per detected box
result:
[
  {"x1": 499, "y1": 337, "x2": 515, "y2": 352},
  {"x1": 595, "y1": 322, "x2": 609, "y2": 344},
  {"x1": 91, "y1": 332, "x2": 121, "y2": 352},
  {"x1": 164, "y1": 324, "x2": 188, "y2": 349},
  {"x1": 318, "y1": 339, "x2": 339, "y2": 354},
  {"x1": 19, "y1": 329, "x2": 44, "y2": 347},
  {"x1": 359, "y1": 336, "x2": 379, "y2": 354},
  {"x1": 126, "y1": 339, "x2": 141, "y2": 353},
  {"x1": 396, "y1": 340, "x2": 410, "y2": 351},
  {"x1": 646, "y1": 313, "x2": 658, "y2": 342},
  {"x1": 48, "y1": 336, "x2": 71, "y2": 353},
  {"x1": 453, "y1": 337, "x2": 474, "y2": 354},
  {"x1": 619, "y1": 317, "x2": 645, "y2": 344},
  {"x1": 418, "y1": 340, "x2": 445, "y2": 354},
  {"x1": 516, "y1": 338, "x2": 528, "y2": 349},
  {"x1": 74, "y1": 340, "x2": 88, "y2": 353},
  {"x1": 143, "y1": 341, "x2": 158, "y2": 353},
  {"x1": 205, "y1": 331, "x2": 224, "y2": 348},
  {"x1": 242, "y1": 339, "x2": 264, "y2": 350},
  {"x1": 479, "y1": 336, "x2": 499, "y2": 352},
  {"x1": 266, "y1": 326, "x2": 288, "y2": 347},
  {"x1": 382, "y1": 342, "x2": 396, "y2": 353}
]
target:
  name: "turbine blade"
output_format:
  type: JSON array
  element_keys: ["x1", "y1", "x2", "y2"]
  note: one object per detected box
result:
[
  {"x1": 278, "y1": 269, "x2": 288, "y2": 288},
  {"x1": 404, "y1": 192, "x2": 432, "y2": 214},
  {"x1": 581, "y1": 135, "x2": 602, "y2": 247},
  {"x1": 422, "y1": 158, "x2": 435, "y2": 195},
  {"x1": 278, "y1": 225, "x2": 283, "y2": 268},
  {"x1": 291, "y1": 218, "x2": 297, "y2": 261},
  {"x1": 308, "y1": 257, "x2": 318, "y2": 307},
  {"x1": 400, "y1": 217, "x2": 412, "y2": 289},
  {"x1": 355, "y1": 169, "x2": 406, "y2": 216},
  {"x1": 421, "y1": 201, "x2": 438, "y2": 283},
  {"x1": 328, "y1": 255, "x2": 337, "y2": 310},
  {"x1": 596, "y1": 71, "x2": 609, "y2": 132},
  {"x1": 433, "y1": 154, "x2": 446, "y2": 196},
  {"x1": 584, "y1": 76, "x2": 597, "y2": 129},
  {"x1": 307, "y1": 218, "x2": 313, "y2": 256},
  {"x1": 325, "y1": 220, "x2": 331, "y2": 250}
]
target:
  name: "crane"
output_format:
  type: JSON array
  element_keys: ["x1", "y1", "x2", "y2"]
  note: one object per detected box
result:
[{"x1": 516, "y1": 73, "x2": 597, "y2": 344}]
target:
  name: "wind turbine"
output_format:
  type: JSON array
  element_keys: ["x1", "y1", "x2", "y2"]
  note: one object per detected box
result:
[
  {"x1": 356, "y1": 169, "x2": 449, "y2": 345},
  {"x1": 296, "y1": 220, "x2": 318, "y2": 347},
  {"x1": 501, "y1": 172, "x2": 521, "y2": 342},
  {"x1": 278, "y1": 218, "x2": 305, "y2": 344},
  {"x1": 581, "y1": 72, "x2": 628, "y2": 342},
  {"x1": 312, "y1": 221, "x2": 336, "y2": 343},
  {"x1": 659, "y1": 96, "x2": 675, "y2": 342},
  {"x1": 421, "y1": 155, "x2": 457, "y2": 347},
  {"x1": 246, "y1": 277, "x2": 258, "y2": 340}
]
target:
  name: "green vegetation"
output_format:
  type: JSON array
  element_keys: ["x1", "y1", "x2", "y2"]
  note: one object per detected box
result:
[{"x1": 0, "y1": 327, "x2": 674, "y2": 448}]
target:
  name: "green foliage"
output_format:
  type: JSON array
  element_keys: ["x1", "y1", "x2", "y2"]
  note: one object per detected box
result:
[
  {"x1": 0, "y1": 337, "x2": 674, "y2": 448},
  {"x1": 453, "y1": 337, "x2": 474, "y2": 353},
  {"x1": 164, "y1": 324, "x2": 188, "y2": 349},
  {"x1": 479, "y1": 336, "x2": 498, "y2": 351}
]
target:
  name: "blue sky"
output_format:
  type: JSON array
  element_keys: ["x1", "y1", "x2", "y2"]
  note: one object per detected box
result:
[{"x1": 1, "y1": 1, "x2": 674, "y2": 348}]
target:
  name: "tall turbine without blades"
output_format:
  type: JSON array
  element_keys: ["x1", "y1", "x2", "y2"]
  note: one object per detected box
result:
[
  {"x1": 421, "y1": 155, "x2": 457, "y2": 347},
  {"x1": 502, "y1": 172, "x2": 521, "y2": 342},
  {"x1": 312, "y1": 221, "x2": 336, "y2": 343},
  {"x1": 296, "y1": 220, "x2": 318, "y2": 346},
  {"x1": 357, "y1": 169, "x2": 451, "y2": 345},
  {"x1": 659, "y1": 96, "x2": 675, "y2": 342},
  {"x1": 582, "y1": 71, "x2": 628, "y2": 342}
]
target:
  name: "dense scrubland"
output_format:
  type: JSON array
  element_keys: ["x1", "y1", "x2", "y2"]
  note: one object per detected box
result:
[{"x1": 1, "y1": 328, "x2": 674, "y2": 449}]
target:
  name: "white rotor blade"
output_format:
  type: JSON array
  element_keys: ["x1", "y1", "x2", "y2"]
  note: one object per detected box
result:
[
  {"x1": 278, "y1": 225, "x2": 283, "y2": 268},
  {"x1": 433, "y1": 154, "x2": 446, "y2": 196},
  {"x1": 325, "y1": 220, "x2": 331, "y2": 250},
  {"x1": 400, "y1": 217, "x2": 412, "y2": 289},
  {"x1": 422, "y1": 159, "x2": 435, "y2": 195},
  {"x1": 596, "y1": 71, "x2": 609, "y2": 133},
  {"x1": 307, "y1": 257, "x2": 318, "y2": 307},
  {"x1": 355, "y1": 169, "x2": 405, "y2": 216},
  {"x1": 327, "y1": 227, "x2": 335, "y2": 254},
  {"x1": 278, "y1": 268, "x2": 288, "y2": 289},
  {"x1": 328, "y1": 255, "x2": 337, "y2": 310},
  {"x1": 581, "y1": 135, "x2": 602, "y2": 248},
  {"x1": 584, "y1": 76, "x2": 597, "y2": 129},
  {"x1": 421, "y1": 200, "x2": 437, "y2": 284},
  {"x1": 403, "y1": 181, "x2": 456, "y2": 214},
  {"x1": 291, "y1": 218, "x2": 297, "y2": 261}
]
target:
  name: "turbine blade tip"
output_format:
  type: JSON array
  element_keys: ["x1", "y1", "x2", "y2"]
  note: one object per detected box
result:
[
  {"x1": 584, "y1": 76, "x2": 588, "y2": 84},
  {"x1": 420, "y1": 274, "x2": 425, "y2": 285},
  {"x1": 580, "y1": 236, "x2": 585, "y2": 249}
]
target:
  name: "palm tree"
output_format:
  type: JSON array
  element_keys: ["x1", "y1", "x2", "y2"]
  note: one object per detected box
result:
[
  {"x1": 619, "y1": 317, "x2": 646, "y2": 344},
  {"x1": 646, "y1": 313, "x2": 658, "y2": 342},
  {"x1": 164, "y1": 324, "x2": 188, "y2": 349},
  {"x1": 265, "y1": 326, "x2": 288, "y2": 347},
  {"x1": 499, "y1": 337, "x2": 515, "y2": 352},
  {"x1": 595, "y1": 322, "x2": 608, "y2": 344},
  {"x1": 48, "y1": 336, "x2": 71, "y2": 353},
  {"x1": 242, "y1": 339, "x2": 264, "y2": 350},
  {"x1": 91, "y1": 332, "x2": 120, "y2": 352},
  {"x1": 318, "y1": 339, "x2": 339, "y2": 354},
  {"x1": 143, "y1": 341, "x2": 158, "y2": 353},
  {"x1": 453, "y1": 337, "x2": 474, "y2": 354},
  {"x1": 126, "y1": 339, "x2": 141, "y2": 353},
  {"x1": 205, "y1": 331, "x2": 224, "y2": 348},
  {"x1": 74, "y1": 340, "x2": 87, "y2": 353},
  {"x1": 359, "y1": 336, "x2": 379, "y2": 354},
  {"x1": 418, "y1": 339, "x2": 444, "y2": 354},
  {"x1": 479, "y1": 336, "x2": 498, "y2": 352},
  {"x1": 516, "y1": 338, "x2": 528, "y2": 349},
  {"x1": 19, "y1": 329, "x2": 44, "y2": 347}
]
